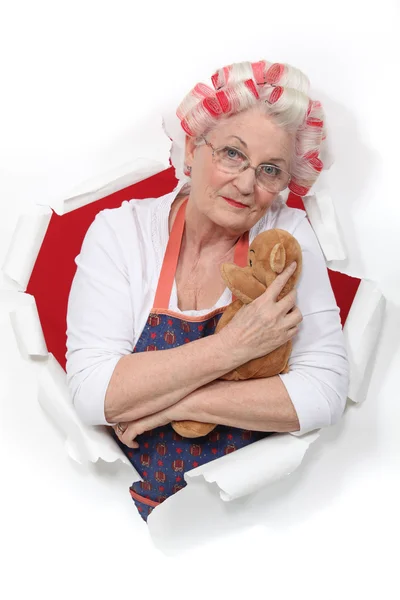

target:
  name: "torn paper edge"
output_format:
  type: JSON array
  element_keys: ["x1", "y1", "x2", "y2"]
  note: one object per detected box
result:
[
  {"x1": 43, "y1": 158, "x2": 167, "y2": 215},
  {"x1": 303, "y1": 190, "x2": 347, "y2": 262},
  {"x1": 0, "y1": 289, "x2": 135, "y2": 469},
  {"x1": 184, "y1": 431, "x2": 320, "y2": 502},
  {"x1": 0, "y1": 282, "x2": 325, "y2": 504},
  {"x1": 1, "y1": 206, "x2": 52, "y2": 291},
  {"x1": 343, "y1": 278, "x2": 386, "y2": 404},
  {"x1": 0, "y1": 156, "x2": 386, "y2": 504},
  {"x1": 34, "y1": 353, "x2": 137, "y2": 469},
  {"x1": 8, "y1": 294, "x2": 48, "y2": 358},
  {"x1": 162, "y1": 114, "x2": 188, "y2": 184},
  {"x1": 0, "y1": 160, "x2": 167, "y2": 292},
  {"x1": 0, "y1": 160, "x2": 170, "y2": 469}
]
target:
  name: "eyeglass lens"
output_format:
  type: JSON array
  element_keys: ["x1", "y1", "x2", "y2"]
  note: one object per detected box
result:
[{"x1": 214, "y1": 146, "x2": 289, "y2": 192}]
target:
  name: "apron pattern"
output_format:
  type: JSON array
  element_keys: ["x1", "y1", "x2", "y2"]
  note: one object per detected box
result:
[{"x1": 113, "y1": 198, "x2": 272, "y2": 521}]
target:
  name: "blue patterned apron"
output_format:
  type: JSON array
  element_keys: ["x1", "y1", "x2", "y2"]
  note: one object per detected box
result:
[{"x1": 114, "y1": 198, "x2": 271, "y2": 521}]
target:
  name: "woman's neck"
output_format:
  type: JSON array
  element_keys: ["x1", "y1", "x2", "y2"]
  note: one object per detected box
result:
[{"x1": 182, "y1": 196, "x2": 240, "y2": 260}]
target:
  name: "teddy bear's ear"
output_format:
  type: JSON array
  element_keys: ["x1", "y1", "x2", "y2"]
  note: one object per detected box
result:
[{"x1": 270, "y1": 243, "x2": 286, "y2": 274}]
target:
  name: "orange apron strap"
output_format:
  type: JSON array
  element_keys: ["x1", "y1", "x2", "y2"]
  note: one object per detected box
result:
[
  {"x1": 153, "y1": 197, "x2": 249, "y2": 308},
  {"x1": 130, "y1": 488, "x2": 160, "y2": 508},
  {"x1": 153, "y1": 198, "x2": 188, "y2": 308}
]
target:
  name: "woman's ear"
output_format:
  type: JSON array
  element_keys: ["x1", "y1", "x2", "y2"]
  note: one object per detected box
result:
[{"x1": 184, "y1": 135, "x2": 197, "y2": 168}]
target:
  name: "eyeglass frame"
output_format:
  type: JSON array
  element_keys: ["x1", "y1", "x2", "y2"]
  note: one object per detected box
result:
[{"x1": 199, "y1": 135, "x2": 292, "y2": 192}]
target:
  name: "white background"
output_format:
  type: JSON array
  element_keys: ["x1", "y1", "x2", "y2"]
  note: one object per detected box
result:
[{"x1": 1, "y1": 1, "x2": 399, "y2": 598}]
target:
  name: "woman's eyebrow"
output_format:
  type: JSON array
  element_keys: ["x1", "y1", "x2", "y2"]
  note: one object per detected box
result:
[
  {"x1": 227, "y1": 135, "x2": 248, "y2": 148},
  {"x1": 226, "y1": 135, "x2": 287, "y2": 166}
]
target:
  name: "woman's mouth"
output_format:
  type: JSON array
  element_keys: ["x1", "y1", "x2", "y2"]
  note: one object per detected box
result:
[{"x1": 222, "y1": 196, "x2": 248, "y2": 209}]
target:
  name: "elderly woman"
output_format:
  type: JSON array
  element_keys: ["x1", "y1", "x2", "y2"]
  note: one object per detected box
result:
[{"x1": 66, "y1": 59, "x2": 349, "y2": 521}]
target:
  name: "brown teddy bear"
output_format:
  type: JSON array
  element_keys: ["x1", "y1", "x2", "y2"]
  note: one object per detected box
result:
[{"x1": 171, "y1": 228, "x2": 303, "y2": 438}]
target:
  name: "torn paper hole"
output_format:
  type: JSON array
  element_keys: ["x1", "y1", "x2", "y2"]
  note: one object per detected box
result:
[
  {"x1": 0, "y1": 152, "x2": 381, "y2": 524},
  {"x1": 1, "y1": 184, "x2": 325, "y2": 511},
  {"x1": 343, "y1": 279, "x2": 386, "y2": 404}
]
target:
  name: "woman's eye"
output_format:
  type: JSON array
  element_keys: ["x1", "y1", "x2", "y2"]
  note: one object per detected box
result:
[
  {"x1": 249, "y1": 259, "x2": 253, "y2": 267},
  {"x1": 261, "y1": 164, "x2": 280, "y2": 177},
  {"x1": 222, "y1": 147, "x2": 244, "y2": 161}
]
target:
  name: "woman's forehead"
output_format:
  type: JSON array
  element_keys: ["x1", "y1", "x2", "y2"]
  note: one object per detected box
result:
[{"x1": 209, "y1": 111, "x2": 294, "y2": 157}]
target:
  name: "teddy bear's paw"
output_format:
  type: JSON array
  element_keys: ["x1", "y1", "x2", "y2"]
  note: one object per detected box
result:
[{"x1": 171, "y1": 420, "x2": 216, "y2": 438}]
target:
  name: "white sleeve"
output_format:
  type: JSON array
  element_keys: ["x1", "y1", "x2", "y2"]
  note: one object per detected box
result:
[
  {"x1": 278, "y1": 216, "x2": 350, "y2": 436},
  {"x1": 66, "y1": 211, "x2": 135, "y2": 426}
]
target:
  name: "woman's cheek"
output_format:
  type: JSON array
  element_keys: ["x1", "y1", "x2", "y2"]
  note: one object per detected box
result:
[
  {"x1": 259, "y1": 192, "x2": 278, "y2": 210},
  {"x1": 210, "y1": 170, "x2": 233, "y2": 193}
]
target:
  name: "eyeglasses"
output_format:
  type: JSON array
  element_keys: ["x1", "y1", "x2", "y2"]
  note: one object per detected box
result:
[{"x1": 201, "y1": 136, "x2": 291, "y2": 194}]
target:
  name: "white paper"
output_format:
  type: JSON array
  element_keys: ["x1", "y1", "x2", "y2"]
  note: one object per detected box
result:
[
  {"x1": 9, "y1": 298, "x2": 48, "y2": 358},
  {"x1": 50, "y1": 158, "x2": 166, "y2": 215},
  {"x1": 145, "y1": 432, "x2": 320, "y2": 546},
  {"x1": 0, "y1": 290, "x2": 48, "y2": 358},
  {"x1": 343, "y1": 279, "x2": 386, "y2": 404},
  {"x1": 1, "y1": 206, "x2": 52, "y2": 291},
  {"x1": 303, "y1": 190, "x2": 347, "y2": 262},
  {"x1": 34, "y1": 352, "x2": 137, "y2": 469},
  {"x1": 162, "y1": 110, "x2": 188, "y2": 184},
  {"x1": 184, "y1": 430, "x2": 320, "y2": 501}
]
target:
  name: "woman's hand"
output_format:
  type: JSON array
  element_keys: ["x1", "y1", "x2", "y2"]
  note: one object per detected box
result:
[
  {"x1": 216, "y1": 262, "x2": 303, "y2": 363},
  {"x1": 112, "y1": 407, "x2": 175, "y2": 449},
  {"x1": 112, "y1": 391, "x2": 208, "y2": 448}
]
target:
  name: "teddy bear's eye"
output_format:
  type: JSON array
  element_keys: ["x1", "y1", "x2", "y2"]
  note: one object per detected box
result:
[{"x1": 249, "y1": 259, "x2": 253, "y2": 267}]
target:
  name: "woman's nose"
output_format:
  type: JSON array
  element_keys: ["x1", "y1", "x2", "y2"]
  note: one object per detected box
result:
[{"x1": 232, "y1": 167, "x2": 257, "y2": 195}]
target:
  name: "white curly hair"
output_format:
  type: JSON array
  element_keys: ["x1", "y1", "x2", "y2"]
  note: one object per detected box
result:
[{"x1": 163, "y1": 59, "x2": 332, "y2": 198}]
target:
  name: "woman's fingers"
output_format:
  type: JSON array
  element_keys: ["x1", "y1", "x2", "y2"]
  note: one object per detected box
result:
[
  {"x1": 267, "y1": 262, "x2": 297, "y2": 301},
  {"x1": 284, "y1": 306, "x2": 303, "y2": 329},
  {"x1": 114, "y1": 423, "x2": 139, "y2": 448},
  {"x1": 216, "y1": 260, "x2": 302, "y2": 361},
  {"x1": 277, "y1": 288, "x2": 297, "y2": 314},
  {"x1": 286, "y1": 325, "x2": 299, "y2": 340}
]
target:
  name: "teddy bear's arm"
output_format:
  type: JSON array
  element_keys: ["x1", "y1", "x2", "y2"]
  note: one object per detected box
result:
[{"x1": 221, "y1": 264, "x2": 266, "y2": 304}]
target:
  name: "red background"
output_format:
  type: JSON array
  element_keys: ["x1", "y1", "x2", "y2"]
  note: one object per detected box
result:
[{"x1": 26, "y1": 167, "x2": 360, "y2": 370}]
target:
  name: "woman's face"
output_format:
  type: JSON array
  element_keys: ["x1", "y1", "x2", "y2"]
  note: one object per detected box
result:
[{"x1": 185, "y1": 107, "x2": 294, "y2": 235}]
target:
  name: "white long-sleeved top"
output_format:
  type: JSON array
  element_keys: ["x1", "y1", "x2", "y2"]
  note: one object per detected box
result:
[{"x1": 66, "y1": 190, "x2": 349, "y2": 436}]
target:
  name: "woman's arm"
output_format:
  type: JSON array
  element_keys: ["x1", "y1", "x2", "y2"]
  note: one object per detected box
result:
[
  {"x1": 115, "y1": 214, "x2": 349, "y2": 445},
  {"x1": 113, "y1": 376, "x2": 300, "y2": 447},
  {"x1": 104, "y1": 334, "x2": 247, "y2": 424},
  {"x1": 66, "y1": 208, "x2": 298, "y2": 426},
  {"x1": 66, "y1": 210, "x2": 244, "y2": 425},
  {"x1": 178, "y1": 377, "x2": 300, "y2": 432},
  {"x1": 105, "y1": 266, "x2": 298, "y2": 423}
]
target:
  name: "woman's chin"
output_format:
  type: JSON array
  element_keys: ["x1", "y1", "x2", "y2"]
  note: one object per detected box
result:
[{"x1": 212, "y1": 205, "x2": 254, "y2": 233}]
